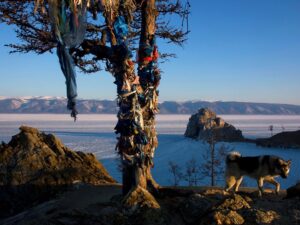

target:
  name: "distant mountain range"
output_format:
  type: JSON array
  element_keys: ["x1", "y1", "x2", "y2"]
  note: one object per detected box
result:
[{"x1": 1, "y1": 96, "x2": 300, "y2": 115}]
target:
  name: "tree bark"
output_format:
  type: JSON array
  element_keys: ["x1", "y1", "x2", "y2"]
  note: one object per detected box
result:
[
  {"x1": 138, "y1": 0, "x2": 160, "y2": 193},
  {"x1": 114, "y1": 0, "x2": 160, "y2": 196}
]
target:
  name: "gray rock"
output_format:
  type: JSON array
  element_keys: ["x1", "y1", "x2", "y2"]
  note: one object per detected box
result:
[{"x1": 185, "y1": 108, "x2": 244, "y2": 142}]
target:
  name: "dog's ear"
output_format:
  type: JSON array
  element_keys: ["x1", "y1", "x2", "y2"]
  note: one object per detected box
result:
[
  {"x1": 287, "y1": 160, "x2": 291, "y2": 166},
  {"x1": 277, "y1": 158, "x2": 283, "y2": 165}
]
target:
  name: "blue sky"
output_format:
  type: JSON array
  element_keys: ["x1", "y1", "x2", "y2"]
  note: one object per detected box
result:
[{"x1": 0, "y1": 0, "x2": 300, "y2": 104}]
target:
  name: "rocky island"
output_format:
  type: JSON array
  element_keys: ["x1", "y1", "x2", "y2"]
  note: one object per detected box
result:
[
  {"x1": 185, "y1": 108, "x2": 244, "y2": 142},
  {"x1": 185, "y1": 108, "x2": 300, "y2": 150}
]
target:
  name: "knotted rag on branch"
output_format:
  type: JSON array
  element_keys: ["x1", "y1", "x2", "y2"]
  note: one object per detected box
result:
[{"x1": 48, "y1": 0, "x2": 87, "y2": 120}]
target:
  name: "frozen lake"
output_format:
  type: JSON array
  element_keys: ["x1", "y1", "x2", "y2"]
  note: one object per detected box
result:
[{"x1": 0, "y1": 114, "x2": 300, "y2": 189}]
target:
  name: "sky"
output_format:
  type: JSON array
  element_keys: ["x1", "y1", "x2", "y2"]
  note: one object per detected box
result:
[{"x1": 0, "y1": 0, "x2": 300, "y2": 105}]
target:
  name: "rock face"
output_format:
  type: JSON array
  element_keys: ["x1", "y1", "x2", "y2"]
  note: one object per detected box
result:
[
  {"x1": 0, "y1": 126, "x2": 116, "y2": 218},
  {"x1": 0, "y1": 126, "x2": 116, "y2": 186},
  {"x1": 185, "y1": 108, "x2": 244, "y2": 142},
  {"x1": 256, "y1": 130, "x2": 300, "y2": 149}
]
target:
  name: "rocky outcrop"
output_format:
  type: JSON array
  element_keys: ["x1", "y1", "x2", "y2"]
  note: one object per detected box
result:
[
  {"x1": 175, "y1": 191, "x2": 285, "y2": 225},
  {"x1": 185, "y1": 108, "x2": 244, "y2": 142},
  {"x1": 0, "y1": 126, "x2": 115, "y2": 186},
  {"x1": 0, "y1": 126, "x2": 115, "y2": 218},
  {"x1": 3, "y1": 187, "x2": 298, "y2": 225},
  {"x1": 256, "y1": 130, "x2": 300, "y2": 149}
]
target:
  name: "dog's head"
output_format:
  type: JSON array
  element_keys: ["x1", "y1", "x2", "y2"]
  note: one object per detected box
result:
[{"x1": 276, "y1": 158, "x2": 291, "y2": 178}]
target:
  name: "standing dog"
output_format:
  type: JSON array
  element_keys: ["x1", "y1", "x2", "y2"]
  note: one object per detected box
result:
[{"x1": 225, "y1": 152, "x2": 291, "y2": 196}]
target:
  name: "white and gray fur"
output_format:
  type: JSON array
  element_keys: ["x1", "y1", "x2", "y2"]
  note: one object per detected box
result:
[{"x1": 225, "y1": 151, "x2": 291, "y2": 196}]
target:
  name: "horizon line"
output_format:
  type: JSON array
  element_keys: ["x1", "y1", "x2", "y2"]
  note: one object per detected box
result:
[{"x1": 0, "y1": 95, "x2": 300, "y2": 106}]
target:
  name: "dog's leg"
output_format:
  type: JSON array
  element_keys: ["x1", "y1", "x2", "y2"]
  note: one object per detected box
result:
[
  {"x1": 225, "y1": 176, "x2": 236, "y2": 193},
  {"x1": 234, "y1": 176, "x2": 243, "y2": 192},
  {"x1": 257, "y1": 177, "x2": 264, "y2": 197},
  {"x1": 265, "y1": 177, "x2": 280, "y2": 195}
]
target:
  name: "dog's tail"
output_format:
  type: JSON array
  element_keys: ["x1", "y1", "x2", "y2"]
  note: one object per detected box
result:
[{"x1": 226, "y1": 151, "x2": 241, "y2": 164}]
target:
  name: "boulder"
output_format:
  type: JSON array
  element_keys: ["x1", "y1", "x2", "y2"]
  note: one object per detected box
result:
[
  {"x1": 0, "y1": 126, "x2": 116, "y2": 218},
  {"x1": 216, "y1": 194, "x2": 251, "y2": 211},
  {"x1": 212, "y1": 210, "x2": 245, "y2": 225},
  {"x1": 184, "y1": 108, "x2": 244, "y2": 142},
  {"x1": 0, "y1": 125, "x2": 116, "y2": 186}
]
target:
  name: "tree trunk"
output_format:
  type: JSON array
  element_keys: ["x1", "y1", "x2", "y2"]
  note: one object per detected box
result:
[
  {"x1": 137, "y1": 0, "x2": 160, "y2": 194},
  {"x1": 111, "y1": 0, "x2": 160, "y2": 196}
]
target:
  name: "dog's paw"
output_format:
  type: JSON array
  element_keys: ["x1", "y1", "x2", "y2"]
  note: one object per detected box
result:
[{"x1": 223, "y1": 190, "x2": 230, "y2": 195}]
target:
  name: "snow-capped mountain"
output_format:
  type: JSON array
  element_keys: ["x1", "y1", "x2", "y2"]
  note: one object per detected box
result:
[{"x1": 0, "y1": 97, "x2": 300, "y2": 114}]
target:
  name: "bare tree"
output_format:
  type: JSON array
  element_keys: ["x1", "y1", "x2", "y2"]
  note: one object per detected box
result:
[
  {"x1": 0, "y1": 0, "x2": 190, "y2": 198},
  {"x1": 200, "y1": 143, "x2": 231, "y2": 186},
  {"x1": 204, "y1": 118, "x2": 217, "y2": 186},
  {"x1": 168, "y1": 142, "x2": 231, "y2": 188},
  {"x1": 184, "y1": 158, "x2": 201, "y2": 186},
  {"x1": 168, "y1": 161, "x2": 183, "y2": 186}
]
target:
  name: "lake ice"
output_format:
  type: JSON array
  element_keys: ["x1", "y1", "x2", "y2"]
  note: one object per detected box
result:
[{"x1": 0, "y1": 114, "x2": 300, "y2": 189}]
